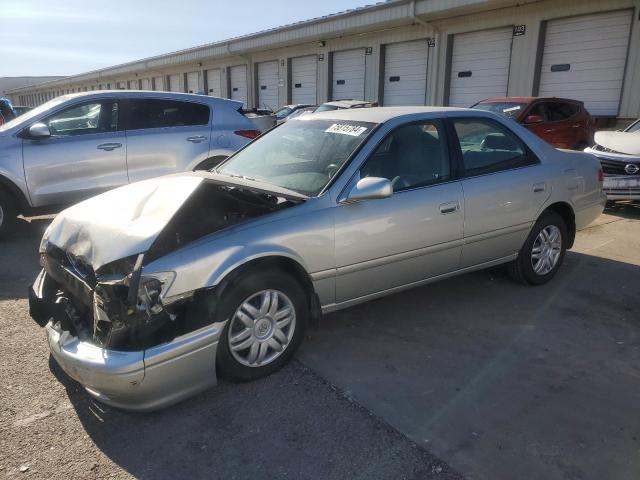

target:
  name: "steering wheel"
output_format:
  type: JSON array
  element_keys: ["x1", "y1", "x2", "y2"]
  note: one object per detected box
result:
[{"x1": 325, "y1": 163, "x2": 340, "y2": 178}]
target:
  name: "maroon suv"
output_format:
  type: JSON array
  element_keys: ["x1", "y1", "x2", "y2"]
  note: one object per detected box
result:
[{"x1": 472, "y1": 97, "x2": 594, "y2": 150}]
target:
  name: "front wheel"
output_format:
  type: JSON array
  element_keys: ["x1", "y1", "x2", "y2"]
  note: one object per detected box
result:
[
  {"x1": 509, "y1": 211, "x2": 567, "y2": 285},
  {"x1": 216, "y1": 270, "x2": 308, "y2": 382}
]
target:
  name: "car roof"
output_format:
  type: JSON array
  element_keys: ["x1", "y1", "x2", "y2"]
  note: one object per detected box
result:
[
  {"x1": 479, "y1": 96, "x2": 582, "y2": 105},
  {"x1": 299, "y1": 106, "x2": 472, "y2": 123},
  {"x1": 321, "y1": 100, "x2": 373, "y2": 108},
  {"x1": 48, "y1": 90, "x2": 242, "y2": 107}
]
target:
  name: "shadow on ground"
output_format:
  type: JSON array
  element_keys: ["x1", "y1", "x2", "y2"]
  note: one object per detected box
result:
[
  {"x1": 0, "y1": 217, "x2": 50, "y2": 300},
  {"x1": 50, "y1": 357, "x2": 459, "y2": 480},
  {"x1": 298, "y1": 251, "x2": 640, "y2": 480}
]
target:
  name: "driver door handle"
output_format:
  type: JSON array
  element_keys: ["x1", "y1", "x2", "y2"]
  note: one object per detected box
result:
[
  {"x1": 439, "y1": 201, "x2": 460, "y2": 214},
  {"x1": 186, "y1": 135, "x2": 207, "y2": 143},
  {"x1": 97, "y1": 142, "x2": 122, "y2": 151}
]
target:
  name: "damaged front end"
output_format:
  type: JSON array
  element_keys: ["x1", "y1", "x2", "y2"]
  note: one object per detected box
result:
[{"x1": 29, "y1": 177, "x2": 303, "y2": 410}]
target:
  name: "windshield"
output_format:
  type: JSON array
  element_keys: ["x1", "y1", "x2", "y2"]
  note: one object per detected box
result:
[
  {"x1": 218, "y1": 118, "x2": 376, "y2": 195},
  {"x1": 274, "y1": 107, "x2": 293, "y2": 120},
  {"x1": 471, "y1": 102, "x2": 527, "y2": 119},
  {"x1": 626, "y1": 119, "x2": 640, "y2": 133},
  {"x1": 0, "y1": 96, "x2": 69, "y2": 132}
]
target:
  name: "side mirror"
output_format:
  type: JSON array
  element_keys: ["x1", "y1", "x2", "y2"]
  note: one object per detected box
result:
[
  {"x1": 524, "y1": 114, "x2": 543, "y2": 124},
  {"x1": 28, "y1": 123, "x2": 51, "y2": 139},
  {"x1": 341, "y1": 177, "x2": 392, "y2": 204}
]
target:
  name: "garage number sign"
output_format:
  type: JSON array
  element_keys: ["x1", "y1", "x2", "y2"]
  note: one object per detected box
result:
[{"x1": 513, "y1": 25, "x2": 526, "y2": 36}]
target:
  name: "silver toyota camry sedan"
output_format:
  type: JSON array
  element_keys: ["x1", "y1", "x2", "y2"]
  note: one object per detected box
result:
[{"x1": 29, "y1": 107, "x2": 606, "y2": 411}]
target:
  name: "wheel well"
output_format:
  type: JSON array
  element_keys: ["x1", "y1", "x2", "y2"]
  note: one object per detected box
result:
[
  {"x1": 0, "y1": 175, "x2": 28, "y2": 214},
  {"x1": 217, "y1": 256, "x2": 322, "y2": 324},
  {"x1": 543, "y1": 202, "x2": 576, "y2": 248}
]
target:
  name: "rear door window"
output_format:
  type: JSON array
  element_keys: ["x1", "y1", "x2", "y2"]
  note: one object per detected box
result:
[
  {"x1": 126, "y1": 99, "x2": 209, "y2": 130},
  {"x1": 545, "y1": 102, "x2": 579, "y2": 122},
  {"x1": 452, "y1": 118, "x2": 536, "y2": 177}
]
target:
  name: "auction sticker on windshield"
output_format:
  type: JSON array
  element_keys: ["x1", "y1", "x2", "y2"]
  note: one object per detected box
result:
[{"x1": 325, "y1": 124, "x2": 368, "y2": 136}]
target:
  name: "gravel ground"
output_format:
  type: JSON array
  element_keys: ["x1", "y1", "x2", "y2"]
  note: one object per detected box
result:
[{"x1": 0, "y1": 218, "x2": 462, "y2": 480}]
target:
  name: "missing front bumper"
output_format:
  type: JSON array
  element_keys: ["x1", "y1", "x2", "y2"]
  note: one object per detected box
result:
[{"x1": 30, "y1": 272, "x2": 224, "y2": 412}]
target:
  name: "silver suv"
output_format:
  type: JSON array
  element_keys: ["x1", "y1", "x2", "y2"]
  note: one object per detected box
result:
[{"x1": 0, "y1": 91, "x2": 258, "y2": 235}]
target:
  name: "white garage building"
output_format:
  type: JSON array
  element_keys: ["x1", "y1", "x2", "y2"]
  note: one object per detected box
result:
[{"x1": 9, "y1": 0, "x2": 640, "y2": 124}]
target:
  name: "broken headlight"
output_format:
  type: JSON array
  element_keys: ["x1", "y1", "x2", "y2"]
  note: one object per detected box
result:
[{"x1": 136, "y1": 272, "x2": 176, "y2": 317}]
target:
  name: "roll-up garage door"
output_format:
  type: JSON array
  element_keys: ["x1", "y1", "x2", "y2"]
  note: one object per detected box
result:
[
  {"x1": 331, "y1": 48, "x2": 366, "y2": 100},
  {"x1": 169, "y1": 74, "x2": 182, "y2": 92},
  {"x1": 538, "y1": 10, "x2": 632, "y2": 117},
  {"x1": 206, "y1": 69, "x2": 221, "y2": 97},
  {"x1": 186, "y1": 71, "x2": 200, "y2": 93},
  {"x1": 152, "y1": 76, "x2": 164, "y2": 91},
  {"x1": 448, "y1": 27, "x2": 513, "y2": 107},
  {"x1": 230, "y1": 65, "x2": 248, "y2": 107},
  {"x1": 383, "y1": 40, "x2": 429, "y2": 106},
  {"x1": 291, "y1": 55, "x2": 317, "y2": 105},
  {"x1": 257, "y1": 61, "x2": 279, "y2": 110}
]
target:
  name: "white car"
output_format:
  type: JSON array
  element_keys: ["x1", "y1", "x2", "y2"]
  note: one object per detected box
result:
[{"x1": 585, "y1": 119, "x2": 640, "y2": 200}]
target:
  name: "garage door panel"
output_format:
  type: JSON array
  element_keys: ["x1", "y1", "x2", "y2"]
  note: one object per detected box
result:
[
  {"x1": 449, "y1": 27, "x2": 513, "y2": 107},
  {"x1": 332, "y1": 49, "x2": 366, "y2": 100},
  {"x1": 291, "y1": 55, "x2": 317, "y2": 105},
  {"x1": 538, "y1": 10, "x2": 631, "y2": 116},
  {"x1": 230, "y1": 65, "x2": 248, "y2": 107},
  {"x1": 383, "y1": 39, "x2": 429, "y2": 106},
  {"x1": 258, "y1": 61, "x2": 279, "y2": 111},
  {"x1": 206, "y1": 69, "x2": 221, "y2": 97}
]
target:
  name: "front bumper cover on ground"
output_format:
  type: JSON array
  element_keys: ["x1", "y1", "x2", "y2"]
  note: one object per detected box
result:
[{"x1": 30, "y1": 277, "x2": 223, "y2": 412}]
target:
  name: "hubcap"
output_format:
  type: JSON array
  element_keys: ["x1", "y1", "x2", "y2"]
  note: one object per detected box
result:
[
  {"x1": 227, "y1": 289, "x2": 296, "y2": 367},
  {"x1": 531, "y1": 225, "x2": 562, "y2": 275}
]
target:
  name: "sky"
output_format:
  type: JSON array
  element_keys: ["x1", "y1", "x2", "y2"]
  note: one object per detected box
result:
[{"x1": 0, "y1": 0, "x2": 374, "y2": 77}]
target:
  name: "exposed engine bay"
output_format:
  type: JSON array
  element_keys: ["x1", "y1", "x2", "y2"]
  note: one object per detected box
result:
[{"x1": 31, "y1": 181, "x2": 302, "y2": 351}]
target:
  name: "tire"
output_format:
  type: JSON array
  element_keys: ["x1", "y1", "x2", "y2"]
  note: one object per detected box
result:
[
  {"x1": 216, "y1": 269, "x2": 308, "y2": 382},
  {"x1": 509, "y1": 211, "x2": 567, "y2": 286},
  {"x1": 0, "y1": 188, "x2": 17, "y2": 239},
  {"x1": 193, "y1": 156, "x2": 228, "y2": 171}
]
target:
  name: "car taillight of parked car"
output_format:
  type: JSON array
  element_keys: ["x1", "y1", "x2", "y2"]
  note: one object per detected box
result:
[
  {"x1": 597, "y1": 168, "x2": 604, "y2": 183},
  {"x1": 234, "y1": 129, "x2": 261, "y2": 139}
]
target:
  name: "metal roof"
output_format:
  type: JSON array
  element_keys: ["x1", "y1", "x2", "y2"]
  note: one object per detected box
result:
[{"x1": 9, "y1": 0, "x2": 491, "y2": 93}]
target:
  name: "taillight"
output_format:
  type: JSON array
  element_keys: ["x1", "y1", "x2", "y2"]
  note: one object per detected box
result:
[
  {"x1": 597, "y1": 168, "x2": 604, "y2": 183},
  {"x1": 234, "y1": 129, "x2": 260, "y2": 139}
]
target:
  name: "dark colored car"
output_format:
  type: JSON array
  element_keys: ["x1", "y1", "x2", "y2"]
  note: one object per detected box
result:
[
  {"x1": 13, "y1": 106, "x2": 32, "y2": 116},
  {"x1": 472, "y1": 97, "x2": 593, "y2": 150},
  {"x1": 0, "y1": 98, "x2": 16, "y2": 126}
]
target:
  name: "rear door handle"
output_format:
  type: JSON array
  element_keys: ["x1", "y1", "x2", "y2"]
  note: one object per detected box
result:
[
  {"x1": 97, "y1": 142, "x2": 122, "y2": 151},
  {"x1": 545, "y1": 129, "x2": 555, "y2": 133},
  {"x1": 439, "y1": 201, "x2": 460, "y2": 214},
  {"x1": 186, "y1": 135, "x2": 207, "y2": 143},
  {"x1": 533, "y1": 182, "x2": 546, "y2": 193}
]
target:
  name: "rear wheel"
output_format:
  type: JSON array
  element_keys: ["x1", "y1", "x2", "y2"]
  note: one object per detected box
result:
[
  {"x1": 216, "y1": 270, "x2": 308, "y2": 382},
  {"x1": 509, "y1": 211, "x2": 567, "y2": 285},
  {"x1": 0, "y1": 189, "x2": 17, "y2": 238}
]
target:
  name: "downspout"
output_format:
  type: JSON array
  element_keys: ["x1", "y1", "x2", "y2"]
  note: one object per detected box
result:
[{"x1": 410, "y1": 0, "x2": 440, "y2": 105}]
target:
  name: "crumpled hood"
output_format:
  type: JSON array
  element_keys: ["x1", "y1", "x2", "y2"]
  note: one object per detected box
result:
[
  {"x1": 594, "y1": 131, "x2": 640, "y2": 156},
  {"x1": 42, "y1": 175, "x2": 204, "y2": 270}
]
